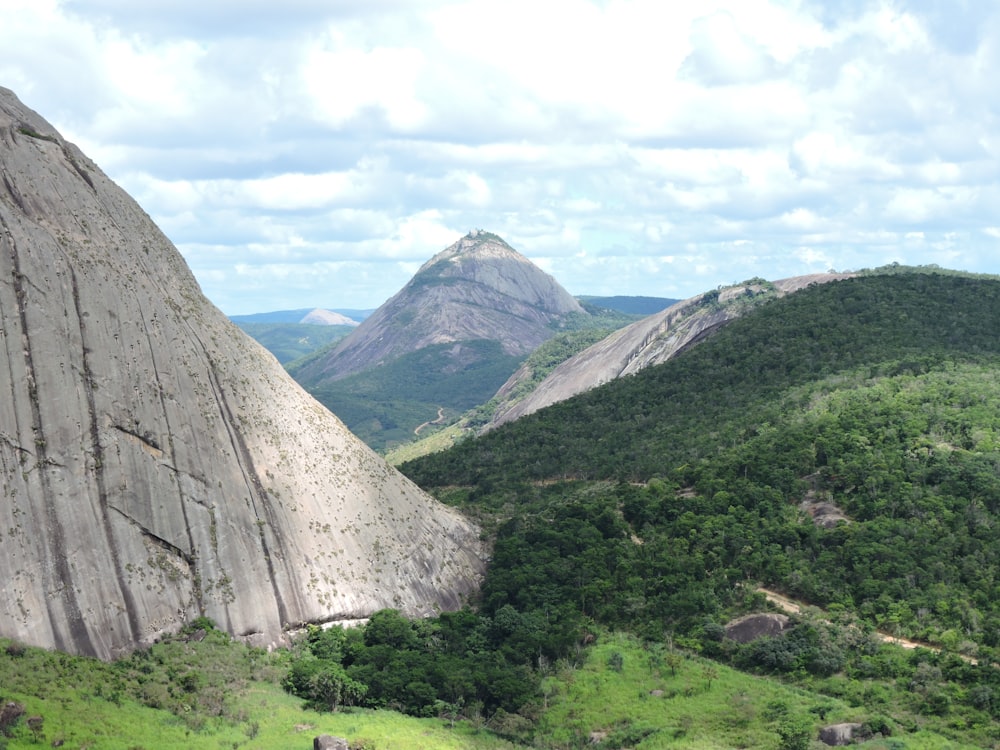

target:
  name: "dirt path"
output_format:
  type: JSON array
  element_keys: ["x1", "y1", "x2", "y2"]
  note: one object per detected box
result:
[
  {"x1": 414, "y1": 406, "x2": 447, "y2": 435},
  {"x1": 755, "y1": 587, "x2": 978, "y2": 663}
]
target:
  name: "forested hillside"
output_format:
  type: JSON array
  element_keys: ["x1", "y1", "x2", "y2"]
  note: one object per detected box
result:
[
  {"x1": 403, "y1": 273, "x2": 1000, "y2": 645},
  {"x1": 389, "y1": 271, "x2": 1000, "y2": 746},
  {"x1": 297, "y1": 307, "x2": 636, "y2": 453}
]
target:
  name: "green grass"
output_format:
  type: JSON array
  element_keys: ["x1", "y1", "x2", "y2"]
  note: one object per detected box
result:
[
  {"x1": 385, "y1": 422, "x2": 465, "y2": 465},
  {"x1": 0, "y1": 681, "x2": 518, "y2": 749},
  {"x1": 0, "y1": 634, "x2": 518, "y2": 750},
  {"x1": 0, "y1": 629, "x2": 988, "y2": 750},
  {"x1": 533, "y1": 632, "x2": 982, "y2": 750}
]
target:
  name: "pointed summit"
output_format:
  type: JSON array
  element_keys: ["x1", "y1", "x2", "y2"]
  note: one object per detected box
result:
[
  {"x1": 295, "y1": 231, "x2": 585, "y2": 385},
  {"x1": 411, "y1": 230, "x2": 582, "y2": 315}
]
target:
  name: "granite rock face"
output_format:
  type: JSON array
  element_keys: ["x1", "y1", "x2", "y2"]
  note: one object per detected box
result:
[
  {"x1": 294, "y1": 230, "x2": 585, "y2": 386},
  {"x1": 0, "y1": 88, "x2": 485, "y2": 659},
  {"x1": 487, "y1": 274, "x2": 855, "y2": 429}
]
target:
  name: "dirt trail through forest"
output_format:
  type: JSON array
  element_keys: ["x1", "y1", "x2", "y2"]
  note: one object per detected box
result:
[{"x1": 755, "y1": 587, "x2": 979, "y2": 663}]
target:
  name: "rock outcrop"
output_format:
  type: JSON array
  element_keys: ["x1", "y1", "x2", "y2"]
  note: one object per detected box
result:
[
  {"x1": 724, "y1": 613, "x2": 792, "y2": 643},
  {"x1": 0, "y1": 87, "x2": 485, "y2": 660},
  {"x1": 294, "y1": 230, "x2": 585, "y2": 386},
  {"x1": 487, "y1": 274, "x2": 854, "y2": 429},
  {"x1": 818, "y1": 723, "x2": 864, "y2": 746}
]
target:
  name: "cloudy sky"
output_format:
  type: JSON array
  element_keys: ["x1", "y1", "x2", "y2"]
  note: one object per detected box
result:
[{"x1": 3, "y1": 0, "x2": 999, "y2": 314}]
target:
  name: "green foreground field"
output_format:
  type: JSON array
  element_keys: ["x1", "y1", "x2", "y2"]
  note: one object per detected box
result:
[{"x1": 0, "y1": 630, "x2": 979, "y2": 750}]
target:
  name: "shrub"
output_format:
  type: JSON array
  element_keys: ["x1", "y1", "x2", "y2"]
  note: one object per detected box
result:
[{"x1": 0, "y1": 702, "x2": 24, "y2": 737}]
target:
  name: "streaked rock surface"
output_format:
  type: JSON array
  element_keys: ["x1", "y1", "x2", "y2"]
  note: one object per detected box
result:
[{"x1": 0, "y1": 87, "x2": 484, "y2": 659}]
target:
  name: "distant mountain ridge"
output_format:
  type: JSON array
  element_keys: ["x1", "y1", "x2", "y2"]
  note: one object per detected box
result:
[
  {"x1": 578, "y1": 295, "x2": 678, "y2": 315},
  {"x1": 231, "y1": 308, "x2": 372, "y2": 324},
  {"x1": 299, "y1": 308, "x2": 360, "y2": 326}
]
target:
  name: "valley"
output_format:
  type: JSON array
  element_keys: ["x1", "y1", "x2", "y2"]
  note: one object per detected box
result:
[{"x1": 2, "y1": 85, "x2": 1000, "y2": 750}]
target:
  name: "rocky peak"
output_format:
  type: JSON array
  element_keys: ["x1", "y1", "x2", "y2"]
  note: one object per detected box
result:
[
  {"x1": 411, "y1": 230, "x2": 583, "y2": 316},
  {"x1": 0, "y1": 88, "x2": 485, "y2": 659},
  {"x1": 294, "y1": 231, "x2": 585, "y2": 385},
  {"x1": 299, "y1": 308, "x2": 359, "y2": 326}
]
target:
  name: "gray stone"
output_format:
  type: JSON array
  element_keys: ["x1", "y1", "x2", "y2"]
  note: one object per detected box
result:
[
  {"x1": 295, "y1": 231, "x2": 585, "y2": 387},
  {"x1": 0, "y1": 87, "x2": 486, "y2": 660},
  {"x1": 314, "y1": 736, "x2": 349, "y2": 750},
  {"x1": 819, "y1": 723, "x2": 863, "y2": 746},
  {"x1": 724, "y1": 613, "x2": 792, "y2": 643}
]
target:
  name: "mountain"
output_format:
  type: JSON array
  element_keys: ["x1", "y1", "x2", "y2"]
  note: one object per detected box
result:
[
  {"x1": 289, "y1": 230, "x2": 606, "y2": 451},
  {"x1": 577, "y1": 294, "x2": 678, "y2": 315},
  {"x1": 402, "y1": 270, "x2": 1000, "y2": 649},
  {"x1": 230, "y1": 308, "x2": 373, "y2": 324},
  {"x1": 231, "y1": 309, "x2": 360, "y2": 365},
  {"x1": 299, "y1": 308, "x2": 360, "y2": 326},
  {"x1": 230, "y1": 321, "x2": 355, "y2": 364},
  {"x1": 0, "y1": 87, "x2": 484, "y2": 660},
  {"x1": 294, "y1": 230, "x2": 586, "y2": 386},
  {"x1": 487, "y1": 273, "x2": 853, "y2": 429},
  {"x1": 392, "y1": 269, "x2": 1000, "y2": 746}
]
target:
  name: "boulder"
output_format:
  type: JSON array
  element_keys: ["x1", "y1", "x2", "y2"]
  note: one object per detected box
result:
[
  {"x1": 314, "y1": 737, "x2": 349, "y2": 750},
  {"x1": 724, "y1": 613, "x2": 792, "y2": 643},
  {"x1": 819, "y1": 722, "x2": 863, "y2": 746}
]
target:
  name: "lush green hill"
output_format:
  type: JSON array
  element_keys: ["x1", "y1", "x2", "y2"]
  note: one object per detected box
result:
[
  {"x1": 305, "y1": 339, "x2": 525, "y2": 452},
  {"x1": 2, "y1": 620, "x2": 982, "y2": 749},
  {"x1": 392, "y1": 271, "x2": 1000, "y2": 746},
  {"x1": 384, "y1": 326, "x2": 626, "y2": 464},
  {"x1": 401, "y1": 274, "x2": 1000, "y2": 647},
  {"x1": 403, "y1": 272, "x2": 1000, "y2": 486}
]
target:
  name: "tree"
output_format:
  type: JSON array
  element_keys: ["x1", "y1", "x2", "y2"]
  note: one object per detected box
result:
[
  {"x1": 308, "y1": 663, "x2": 367, "y2": 711},
  {"x1": 284, "y1": 656, "x2": 367, "y2": 712},
  {"x1": 702, "y1": 664, "x2": 718, "y2": 690},
  {"x1": 776, "y1": 714, "x2": 813, "y2": 750}
]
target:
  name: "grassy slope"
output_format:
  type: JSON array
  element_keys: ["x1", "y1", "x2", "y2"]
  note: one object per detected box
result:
[
  {"x1": 0, "y1": 633, "x2": 977, "y2": 749},
  {"x1": 306, "y1": 339, "x2": 525, "y2": 452},
  {"x1": 0, "y1": 634, "x2": 517, "y2": 750}
]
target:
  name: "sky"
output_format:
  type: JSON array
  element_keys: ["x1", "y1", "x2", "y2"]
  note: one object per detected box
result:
[{"x1": 2, "y1": 0, "x2": 999, "y2": 315}]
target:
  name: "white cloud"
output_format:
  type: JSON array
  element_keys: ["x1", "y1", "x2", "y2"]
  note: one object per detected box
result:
[
  {"x1": 681, "y1": 10, "x2": 780, "y2": 86},
  {"x1": 1, "y1": 0, "x2": 998, "y2": 312}
]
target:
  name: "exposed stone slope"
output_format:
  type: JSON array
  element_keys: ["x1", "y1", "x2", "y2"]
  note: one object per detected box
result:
[
  {"x1": 488, "y1": 274, "x2": 854, "y2": 429},
  {"x1": 294, "y1": 230, "x2": 585, "y2": 386},
  {"x1": 299, "y1": 309, "x2": 359, "y2": 326},
  {"x1": 0, "y1": 88, "x2": 485, "y2": 660}
]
